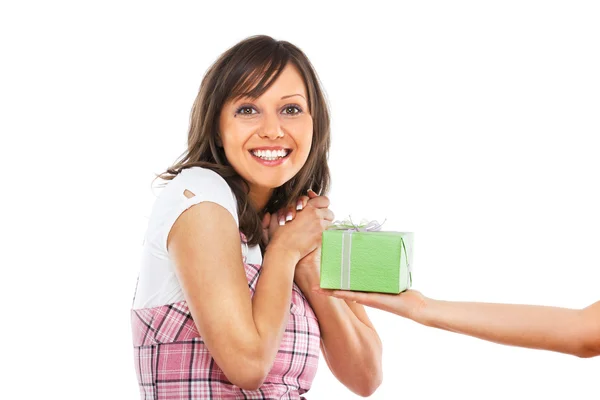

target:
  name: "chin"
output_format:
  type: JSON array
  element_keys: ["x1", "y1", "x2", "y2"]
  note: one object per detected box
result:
[
  {"x1": 253, "y1": 170, "x2": 299, "y2": 189},
  {"x1": 260, "y1": 177, "x2": 293, "y2": 189}
]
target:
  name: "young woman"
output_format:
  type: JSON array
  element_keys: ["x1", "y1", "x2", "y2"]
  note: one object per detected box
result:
[
  {"x1": 131, "y1": 35, "x2": 382, "y2": 399},
  {"x1": 318, "y1": 288, "x2": 600, "y2": 358}
]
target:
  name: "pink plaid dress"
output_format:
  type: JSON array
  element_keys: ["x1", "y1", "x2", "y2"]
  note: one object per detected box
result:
[{"x1": 131, "y1": 233, "x2": 321, "y2": 399}]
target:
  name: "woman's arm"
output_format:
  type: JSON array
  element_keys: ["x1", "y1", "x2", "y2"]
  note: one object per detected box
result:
[
  {"x1": 295, "y1": 254, "x2": 383, "y2": 397},
  {"x1": 320, "y1": 289, "x2": 600, "y2": 358},
  {"x1": 168, "y1": 202, "x2": 299, "y2": 390},
  {"x1": 275, "y1": 191, "x2": 382, "y2": 396}
]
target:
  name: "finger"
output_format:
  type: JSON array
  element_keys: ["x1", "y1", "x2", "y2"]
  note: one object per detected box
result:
[
  {"x1": 307, "y1": 193, "x2": 330, "y2": 209},
  {"x1": 315, "y1": 288, "x2": 360, "y2": 301},
  {"x1": 331, "y1": 290, "x2": 381, "y2": 307},
  {"x1": 262, "y1": 212, "x2": 271, "y2": 229},
  {"x1": 314, "y1": 288, "x2": 359, "y2": 303},
  {"x1": 307, "y1": 189, "x2": 319, "y2": 199},
  {"x1": 285, "y1": 205, "x2": 296, "y2": 223},
  {"x1": 277, "y1": 209, "x2": 286, "y2": 226},
  {"x1": 317, "y1": 208, "x2": 335, "y2": 222},
  {"x1": 271, "y1": 210, "x2": 283, "y2": 230},
  {"x1": 262, "y1": 212, "x2": 271, "y2": 243},
  {"x1": 317, "y1": 217, "x2": 332, "y2": 232},
  {"x1": 296, "y1": 195, "x2": 309, "y2": 211},
  {"x1": 322, "y1": 289, "x2": 392, "y2": 310}
]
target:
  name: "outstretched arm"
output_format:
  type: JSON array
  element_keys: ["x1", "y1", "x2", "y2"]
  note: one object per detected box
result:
[{"x1": 319, "y1": 289, "x2": 600, "y2": 358}]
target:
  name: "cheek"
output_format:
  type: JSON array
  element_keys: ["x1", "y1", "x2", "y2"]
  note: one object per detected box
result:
[
  {"x1": 221, "y1": 122, "x2": 251, "y2": 153},
  {"x1": 297, "y1": 120, "x2": 313, "y2": 156},
  {"x1": 287, "y1": 117, "x2": 313, "y2": 145}
]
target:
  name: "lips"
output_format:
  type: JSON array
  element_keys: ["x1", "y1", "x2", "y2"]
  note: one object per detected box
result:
[
  {"x1": 248, "y1": 147, "x2": 292, "y2": 166},
  {"x1": 249, "y1": 147, "x2": 292, "y2": 161},
  {"x1": 251, "y1": 149, "x2": 291, "y2": 161}
]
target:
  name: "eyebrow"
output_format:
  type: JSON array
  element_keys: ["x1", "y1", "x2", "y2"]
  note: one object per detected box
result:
[{"x1": 281, "y1": 94, "x2": 306, "y2": 100}]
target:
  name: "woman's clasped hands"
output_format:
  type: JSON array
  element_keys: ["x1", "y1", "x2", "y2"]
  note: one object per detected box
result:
[{"x1": 262, "y1": 189, "x2": 333, "y2": 277}]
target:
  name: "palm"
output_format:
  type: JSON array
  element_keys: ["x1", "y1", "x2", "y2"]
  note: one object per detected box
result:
[
  {"x1": 330, "y1": 289, "x2": 427, "y2": 320},
  {"x1": 386, "y1": 290, "x2": 426, "y2": 318}
]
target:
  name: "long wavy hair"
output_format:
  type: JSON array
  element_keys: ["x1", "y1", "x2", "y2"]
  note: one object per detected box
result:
[{"x1": 156, "y1": 35, "x2": 331, "y2": 252}]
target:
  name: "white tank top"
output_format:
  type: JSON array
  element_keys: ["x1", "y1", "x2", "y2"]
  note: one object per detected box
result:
[{"x1": 132, "y1": 167, "x2": 262, "y2": 309}]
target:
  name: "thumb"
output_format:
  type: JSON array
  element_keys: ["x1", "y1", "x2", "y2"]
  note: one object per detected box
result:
[{"x1": 307, "y1": 189, "x2": 319, "y2": 199}]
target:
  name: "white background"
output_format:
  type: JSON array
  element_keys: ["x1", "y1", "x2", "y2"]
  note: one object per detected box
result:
[{"x1": 1, "y1": 1, "x2": 599, "y2": 399}]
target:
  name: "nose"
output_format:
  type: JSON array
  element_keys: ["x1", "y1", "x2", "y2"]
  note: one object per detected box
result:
[{"x1": 258, "y1": 112, "x2": 284, "y2": 140}]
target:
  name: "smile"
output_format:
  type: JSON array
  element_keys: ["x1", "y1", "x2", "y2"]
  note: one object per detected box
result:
[{"x1": 249, "y1": 148, "x2": 292, "y2": 166}]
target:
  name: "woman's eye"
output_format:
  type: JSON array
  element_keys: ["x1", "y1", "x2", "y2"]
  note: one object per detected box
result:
[
  {"x1": 282, "y1": 105, "x2": 302, "y2": 115},
  {"x1": 236, "y1": 106, "x2": 257, "y2": 115}
]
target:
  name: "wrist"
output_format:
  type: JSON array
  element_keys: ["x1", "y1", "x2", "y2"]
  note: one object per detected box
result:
[
  {"x1": 294, "y1": 268, "x2": 319, "y2": 290},
  {"x1": 416, "y1": 297, "x2": 438, "y2": 327},
  {"x1": 265, "y1": 241, "x2": 301, "y2": 266}
]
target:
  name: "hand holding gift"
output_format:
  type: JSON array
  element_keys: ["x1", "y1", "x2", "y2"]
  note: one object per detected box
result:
[
  {"x1": 316, "y1": 287, "x2": 427, "y2": 319},
  {"x1": 317, "y1": 255, "x2": 600, "y2": 359}
]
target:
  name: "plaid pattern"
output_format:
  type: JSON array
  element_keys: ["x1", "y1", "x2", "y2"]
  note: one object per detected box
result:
[{"x1": 132, "y1": 234, "x2": 321, "y2": 399}]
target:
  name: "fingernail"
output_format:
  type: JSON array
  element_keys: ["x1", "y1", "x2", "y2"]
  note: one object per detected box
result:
[
  {"x1": 296, "y1": 200, "x2": 303, "y2": 211},
  {"x1": 279, "y1": 216, "x2": 285, "y2": 226},
  {"x1": 285, "y1": 212, "x2": 293, "y2": 222}
]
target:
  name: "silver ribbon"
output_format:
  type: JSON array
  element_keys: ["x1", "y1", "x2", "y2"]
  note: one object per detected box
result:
[
  {"x1": 341, "y1": 231, "x2": 353, "y2": 290},
  {"x1": 329, "y1": 217, "x2": 385, "y2": 290},
  {"x1": 328, "y1": 217, "x2": 385, "y2": 233}
]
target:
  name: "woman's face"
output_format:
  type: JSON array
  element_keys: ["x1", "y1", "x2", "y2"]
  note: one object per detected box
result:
[{"x1": 219, "y1": 63, "x2": 313, "y2": 193}]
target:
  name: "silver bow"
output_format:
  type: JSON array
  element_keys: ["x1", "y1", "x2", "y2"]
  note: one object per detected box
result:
[
  {"x1": 327, "y1": 217, "x2": 385, "y2": 290},
  {"x1": 328, "y1": 217, "x2": 386, "y2": 232}
]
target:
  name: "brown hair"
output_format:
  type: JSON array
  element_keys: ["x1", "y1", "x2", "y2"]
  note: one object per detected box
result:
[{"x1": 156, "y1": 35, "x2": 331, "y2": 252}]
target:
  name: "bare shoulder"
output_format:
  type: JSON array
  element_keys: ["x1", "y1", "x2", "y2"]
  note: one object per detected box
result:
[{"x1": 167, "y1": 200, "x2": 240, "y2": 258}]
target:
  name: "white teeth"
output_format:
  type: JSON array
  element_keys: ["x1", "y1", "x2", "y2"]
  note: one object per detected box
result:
[{"x1": 252, "y1": 149, "x2": 289, "y2": 161}]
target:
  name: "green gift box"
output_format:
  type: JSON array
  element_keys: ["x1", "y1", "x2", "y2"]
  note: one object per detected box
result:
[{"x1": 320, "y1": 221, "x2": 413, "y2": 294}]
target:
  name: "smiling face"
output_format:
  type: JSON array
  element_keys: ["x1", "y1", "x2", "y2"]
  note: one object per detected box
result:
[{"x1": 219, "y1": 63, "x2": 313, "y2": 201}]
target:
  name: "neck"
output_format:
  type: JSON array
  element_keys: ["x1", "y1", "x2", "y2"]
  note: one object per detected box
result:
[{"x1": 248, "y1": 185, "x2": 274, "y2": 212}]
